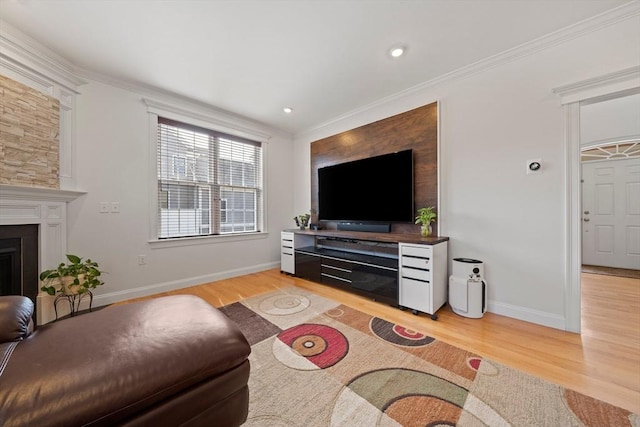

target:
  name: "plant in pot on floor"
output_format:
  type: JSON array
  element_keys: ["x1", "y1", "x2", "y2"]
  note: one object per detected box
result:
[
  {"x1": 415, "y1": 206, "x2": 437, "y2": 237},
  {"x1": 40, "y1": 254, "x2": 105, "y2": 318}
]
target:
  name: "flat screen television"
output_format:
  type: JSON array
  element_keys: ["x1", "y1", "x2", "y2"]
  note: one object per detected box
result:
[{"x1": 318, "y1": 149, "x2": 414, "y2": 223}]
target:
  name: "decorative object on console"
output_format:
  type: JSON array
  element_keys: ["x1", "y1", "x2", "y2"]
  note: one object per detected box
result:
[
  {"x1": 415, "y1": 206, "x2": 437, "y2": 237},
  {"x1": 40, "y1": 254, "x2": 105, "y2": 319},
  {"x1": 294, "y1": 213, "x2": 311, "y2": 230}
]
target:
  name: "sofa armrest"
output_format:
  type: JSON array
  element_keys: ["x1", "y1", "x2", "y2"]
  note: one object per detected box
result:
[{"x1": 0, "y1": 296, "x2": 34, "y2": 343}]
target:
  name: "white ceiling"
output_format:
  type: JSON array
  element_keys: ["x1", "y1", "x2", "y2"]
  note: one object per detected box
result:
[{"x1": 0, "y1": 0, "x2": 632, "y2": 134}]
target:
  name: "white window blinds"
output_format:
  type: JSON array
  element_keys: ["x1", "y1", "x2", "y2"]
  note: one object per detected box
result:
[{"x1": 157, "y1": 117, "x2": 263, "y2": 239}]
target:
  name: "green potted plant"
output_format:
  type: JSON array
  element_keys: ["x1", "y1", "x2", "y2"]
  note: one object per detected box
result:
[
  {"x1": 40, "y1": 254, "x2": 105, "y2": 296},
  {"x1": 294, "y1": 213, "x2": 311, "y2": 230},
  {"x1": 415, "y1": 207, "x2": 437, "y2": 237}
]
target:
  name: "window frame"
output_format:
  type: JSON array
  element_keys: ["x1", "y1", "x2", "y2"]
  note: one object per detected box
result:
[{"x1": 144, "y1": 98, "x2": 271, "y2": 248}]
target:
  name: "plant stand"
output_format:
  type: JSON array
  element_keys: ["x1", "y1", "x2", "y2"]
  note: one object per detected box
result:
[{"x1": 53, "y1": 291, "x2": 93, "y2": 320}]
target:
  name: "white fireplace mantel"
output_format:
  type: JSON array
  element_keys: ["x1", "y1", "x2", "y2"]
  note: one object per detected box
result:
[
  {"x1": 0, "y1": 184, "x2": 85, "y2": 203},
  {"x1": 0, "y1": 184, "x2": 86, "y2": 324}
]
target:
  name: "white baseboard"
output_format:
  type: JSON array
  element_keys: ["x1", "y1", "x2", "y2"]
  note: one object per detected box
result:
[
  {"x1": 488, "y1": 300, "x2": 567, "y2": 331},
  {"x1": 92, "y1": 261, "x2": 280, "y2": 308}
]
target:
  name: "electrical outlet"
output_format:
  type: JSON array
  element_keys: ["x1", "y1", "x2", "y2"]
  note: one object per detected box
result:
[
  {"x1": 111, "y1": 202, "x2": 120, "y2": 213},
  {"x1": 99, "y1": 202, "x2": 109, "y2": 213},
  {"x1": 137, "y1": 255, "x2": 146, "y2": 265}
]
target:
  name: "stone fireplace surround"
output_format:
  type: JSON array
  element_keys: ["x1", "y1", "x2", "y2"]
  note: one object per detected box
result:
[{"x1": 0, "y1": 184, "x2": 84, "y2": 324}]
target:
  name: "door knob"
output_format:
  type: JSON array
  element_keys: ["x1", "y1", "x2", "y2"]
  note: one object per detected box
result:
[
  {"x1": 583, "y1": 210, "x2": 589, "y2": 215},
  {"x1": 583, "y1": 218, "x2": 590, "y2": 222}
]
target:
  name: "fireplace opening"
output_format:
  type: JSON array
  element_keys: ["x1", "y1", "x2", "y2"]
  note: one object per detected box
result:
[{"x1": 0, "y1": 225, "x2": 39, "y2": 309}]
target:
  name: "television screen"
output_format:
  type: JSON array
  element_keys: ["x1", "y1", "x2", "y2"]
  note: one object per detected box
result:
[{"x1": 318, "y1": 150, "x2": 414, "y2": 223}]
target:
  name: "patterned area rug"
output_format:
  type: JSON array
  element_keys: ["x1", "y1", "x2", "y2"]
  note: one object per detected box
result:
[{"x1": 219, "y1": 287, "x2": 638, "y2": 426}]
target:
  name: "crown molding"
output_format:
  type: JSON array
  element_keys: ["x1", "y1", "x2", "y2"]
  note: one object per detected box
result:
[
  {"x1": 0, "y1": 19, "x2": 86, "y2": 91},
  {"x1": 297, "y1": 0, "x2": 640, "y2": 138}
]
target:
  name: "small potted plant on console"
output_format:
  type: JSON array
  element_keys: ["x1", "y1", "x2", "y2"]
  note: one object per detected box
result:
[
  {"x1": 415, "y1": 206, "x2": 437, "y2": 237},
  {"x1": 294, "y1": 213, "x2": 311, "y2": 230}
]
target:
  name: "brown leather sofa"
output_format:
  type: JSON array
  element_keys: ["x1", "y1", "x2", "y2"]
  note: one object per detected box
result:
[{"x1": 0, "y1": 294, "x2": 251, "y2": 427}]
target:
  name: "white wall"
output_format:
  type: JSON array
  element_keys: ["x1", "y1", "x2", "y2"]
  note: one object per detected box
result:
[
  {"x1": 293, "y1": 15, "x2": 640, "y2": 329},
  {"x1": 67, "y1": 80, "x2": 294, "y2": 306},
  {"x1": 580, "y1": 92, "x2": 640, "y2": 145}
]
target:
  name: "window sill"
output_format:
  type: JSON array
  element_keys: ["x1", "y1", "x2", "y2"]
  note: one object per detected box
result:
[{"x1": 149, "y1": 231, "x2": 269, "y2": 249}]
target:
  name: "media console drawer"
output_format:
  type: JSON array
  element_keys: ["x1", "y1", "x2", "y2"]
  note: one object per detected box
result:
[
  {"x1": 294, "y1": 244, "x2": 399, "y2": 306},
  {"x1": 400, "y1": 277, "x2": 432, "y2": 313},
  {"x1": 401, "y1": 244, "x2": 432, "y2": 258},
  {"x1": 401, "y1": 266, "x2": 431, "y2": 282},
  {"x1": 321, "y1": 264, "x2": 352, "y2": 281},
  {"x1": 322, "y1": 257, "x2": 353, "y2": 272},
  {"x1": 401, "y1": 254, "x2": 432, "y2": 269}
]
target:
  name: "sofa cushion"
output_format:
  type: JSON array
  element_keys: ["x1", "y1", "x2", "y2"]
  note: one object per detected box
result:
[
  {"x1": 0, "y1": 295, "x2": 251, "y2": 427},
  {"x1": 0, "y1": 296, "x2": 34, "y2": 343}
]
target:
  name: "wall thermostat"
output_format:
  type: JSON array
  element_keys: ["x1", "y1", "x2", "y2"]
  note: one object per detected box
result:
[{"x1": 527, "y1": 159, "x2": 542, "y2": 175}]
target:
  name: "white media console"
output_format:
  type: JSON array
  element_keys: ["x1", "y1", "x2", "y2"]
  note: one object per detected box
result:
[{"x1": 280, "y1": 229, "x2": 449, "y2": 319}]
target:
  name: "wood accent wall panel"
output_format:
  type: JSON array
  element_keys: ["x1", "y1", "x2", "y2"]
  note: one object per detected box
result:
[
  {"x1": 0, "y1": 74, "x2": 60, "y2": 189},
  {"x1": 310, "y1": 102, "x2": 438, "y2": 234}
]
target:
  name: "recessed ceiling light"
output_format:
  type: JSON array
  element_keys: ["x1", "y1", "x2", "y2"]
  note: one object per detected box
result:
[
  {"x1": 283, "y1": 107, "x2": 293, "y2": 113},
  {"x1": 390, "y1": 45, "x2": 406, "y2": 58}
]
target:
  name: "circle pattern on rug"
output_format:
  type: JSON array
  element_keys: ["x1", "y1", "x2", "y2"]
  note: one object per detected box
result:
[
  {"x1": 273, "y1": 324, "x2": 349, "y2": 370},
  {"x1": 369, "y1": 317, "x2": 434, "y2": 347},
  {"x1": 258, "y1": 294, "x2": 310, "y2": 316},
  {"x1": 325, "y1": 308, "x2": 344, "y2": 318},
  {"x1": 330, "y1": 368, "x2": 509, "y2": 427}
]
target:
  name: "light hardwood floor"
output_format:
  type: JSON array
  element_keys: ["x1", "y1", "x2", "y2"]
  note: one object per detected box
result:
[{"x1": 118, "y1": 268, "x2": 640, "y2": 414}]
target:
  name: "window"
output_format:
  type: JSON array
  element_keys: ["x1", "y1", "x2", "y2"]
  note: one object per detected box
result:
[{"x1": 157, "y1": 117, "x2": 263, "y2": 239}]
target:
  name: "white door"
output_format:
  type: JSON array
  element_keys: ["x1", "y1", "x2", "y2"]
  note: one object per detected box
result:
[{"x1": 582, "y1": 158, "x2": 640, "y2": 269}]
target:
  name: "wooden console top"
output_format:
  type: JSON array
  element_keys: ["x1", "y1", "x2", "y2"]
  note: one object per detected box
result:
[{"x1": 287, "y1": 229, "x2": 449, "y2": 245}]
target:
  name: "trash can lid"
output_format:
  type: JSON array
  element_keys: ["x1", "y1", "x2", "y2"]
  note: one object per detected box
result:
[{"x1": 453, "y1": 258, "x2": 483, "y2": 264}]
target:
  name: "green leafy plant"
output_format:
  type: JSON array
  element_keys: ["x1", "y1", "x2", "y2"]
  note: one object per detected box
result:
[
  {"x1": 415, "y1": 206, "x2": 437, "y2": 226},
  {"x1": 40, "y1": 254, "x2": 105, "y2": 296},
  {"x1": 294, "y1": 213, "x2": 311, "y2": 229}
]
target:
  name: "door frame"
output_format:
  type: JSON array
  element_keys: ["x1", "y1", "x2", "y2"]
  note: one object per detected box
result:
[{"x1": 553, "y1": 65, "x2": 640, "y2": 333}]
